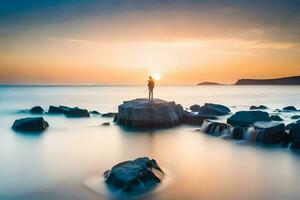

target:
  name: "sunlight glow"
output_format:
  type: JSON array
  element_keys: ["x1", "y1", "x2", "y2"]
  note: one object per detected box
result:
[{"x1": 151, "y1": 73, "x2": 161, "y2": 81}]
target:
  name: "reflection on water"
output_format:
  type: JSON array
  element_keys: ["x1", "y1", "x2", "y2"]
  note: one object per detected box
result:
[{"x1": 1, "y1": 85, "x2": 300, "y2": 200}]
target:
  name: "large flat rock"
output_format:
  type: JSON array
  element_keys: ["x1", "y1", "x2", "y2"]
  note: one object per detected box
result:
[{"x1": 114, "y1": 98, "x2": 183, "y2": 128}]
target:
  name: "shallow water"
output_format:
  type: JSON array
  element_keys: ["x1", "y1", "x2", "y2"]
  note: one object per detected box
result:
[{"x1": 1, "y1": 85, "x2": 300, "y2": 200}]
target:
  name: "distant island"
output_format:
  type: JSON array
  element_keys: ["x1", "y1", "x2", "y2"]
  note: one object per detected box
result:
[
  {"x1": 197, "y1": 76, "x2": 300, "y2": 85},
  {"x1": 197, "y1": 82, "x2": 224, "y2": 85},
  {"x1": 235, "y1": 75, "x2": 300, "y2": 85}
]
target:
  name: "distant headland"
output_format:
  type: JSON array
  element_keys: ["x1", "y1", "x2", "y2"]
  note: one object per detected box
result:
[{"x1": 198, "y1": 75, "x2": 300, "y2": 85}]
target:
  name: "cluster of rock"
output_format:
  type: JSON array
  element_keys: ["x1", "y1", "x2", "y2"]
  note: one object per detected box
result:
[
  {"x1": 114, "y1": 99, "x2": 232, "y2": 128},
  {"x1": 104, "y1": 157, "x2": 164, "y2": 195},
  {"x1": 200, "y1": 109, "x2": 300, "y2": 148}
]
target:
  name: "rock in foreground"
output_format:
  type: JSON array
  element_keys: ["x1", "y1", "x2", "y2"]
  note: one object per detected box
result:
[
  {"x1": 12, "y1": 117, "x2": 49, "y2": 132},
  {"x1": 104, "y1": 157, "x2": 164, "y2": 194},
  {"x1": 114, "y1": 98, "x2": 183, "y2": 128},
  {"x1": 227, "y1": 111, "x2": 270, "y2": 127},
  {"x1": 198, "y1": 103, "x2": 231, "y2": 116}
]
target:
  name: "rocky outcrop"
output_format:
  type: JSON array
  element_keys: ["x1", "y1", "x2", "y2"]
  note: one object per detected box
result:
[
  {"x1": 48, "y1": 105, "x2": 90, "y2": 117},
  {"x1": 29, "y1": 106, "x2": 44, "y2": 114},
  {"x1": 282, "y1": 106, "x2": 298, "y2": 111},
  {"x1": 250, "y1": 105, "x2": 267, "y2": 110},
  {"x1": 227, "y1": 111, "x2": 270, "y2": 127},
  {"x1": 249, "y1": 121, "x2": 285, "y2": 144},
  {"x1": 197, "y1": 103, "x2": 231, "y2": 116},
  {"x1": 12, "y1": 117, "x2": 49, "y2": 132},
  {"x1": 270, "y1": 115, "x2": 283, "y2": 121},
  {"x1": 182, "y1": 111, "x2": 217, "y2": 125},
  {"x1": 104, "y1": 157, "x2": 164, "y2": 193},
  {"x1": 114, "y1": 99, "x2": 183, "y2": 128}
]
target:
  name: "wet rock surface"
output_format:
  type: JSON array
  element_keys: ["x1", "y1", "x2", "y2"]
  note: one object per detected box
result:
[
  {"x1": 102, "y1": 122, "x2": 110, "y2": 126},
  {"x1": 114, "y1": 99, "x2": 183, "y2": 128},
  {"x1": 227, "y1": 111, "x2": 270, "y2": 127},
  {"x1": 289, "y1": 122, "x2": 300, "y2": 142},
  {"x1": 104, "y1": 157, "x2": 164, "y2": 194},
  {"x1": 12, "y1": 117, "x2": 49, "y2": 132},
  {"x1": 270, "y1": 115, "x2": 283, "y2": 121},
  {"x1": 102, "y1": 112, "x2": 116, "y2": 117},
  {"x1": 90, "y1": 110, "x2": 101, "y2": 115},
  {"x1": 251, "y1": 121, "x2": 285, "y2": 144},
  {"x1": 201, "y1": 120, "x2": 231, "y2": 136},
  {"x1": 291, "y1": 115, "x2": 300, "y2": 120}
]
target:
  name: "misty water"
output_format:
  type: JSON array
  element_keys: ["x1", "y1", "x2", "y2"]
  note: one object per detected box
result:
[{"x1": 1, "y1": 85, "x2": 300, "y2": 200}]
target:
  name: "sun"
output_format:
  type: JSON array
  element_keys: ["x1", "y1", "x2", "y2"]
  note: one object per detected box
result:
[{"x1": 151, "y1": 73, "x2": 161, "y2": 81}]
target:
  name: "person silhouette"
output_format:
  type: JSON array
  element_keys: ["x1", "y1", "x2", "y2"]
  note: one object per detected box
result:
[{"x1": 148, "y1": 76, "x2": 155, "y2": 100}]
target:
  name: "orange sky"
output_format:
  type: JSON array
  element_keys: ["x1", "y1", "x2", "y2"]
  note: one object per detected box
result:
[{"x1": 1, "y1": 2, "x2": 300, "y2": 84}]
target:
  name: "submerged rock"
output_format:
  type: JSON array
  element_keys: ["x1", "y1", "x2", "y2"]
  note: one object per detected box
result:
[
  {"x1": 250, "y1": 121, "x2": 285, "y2": 144},
  {"x1": 227, "y1": 111, "x2": 270, "y2": 127},
  {"x1": 198, "y1": 103, "x2": 231, "y2": 116},
  {"x1": 270, "y1": 115, "x2": 283, "y2": 121},
  {"x1": 12, "y1": 117, "x2": 49, "y2": 132},
  {"x1": 282, "y1": 106, "x2": 298, "y2": 111},
  {"x1": 182, "y1": 111, "x2": 217, "y2": 125},
  {"x1": 102, "y1": 112, "x2": 117, "y2": 117},
  {"x1": 104, "y1": 157, "x2": 164, "y2": 193},
  {"x1": 29, "y1": 106, "x2": 44, "y2": 114},
  {"x1": 114, "y1": 98, "x2": 183, "y2": 128},
  {"x1": 250, "y1": 105, "x2": 267, "y2": 110}
]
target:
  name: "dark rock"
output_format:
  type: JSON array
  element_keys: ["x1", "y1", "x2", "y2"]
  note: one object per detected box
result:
[
  {"x1": 64, "y1": 107, "x2": 90, "y2": 118},
  {"x1": 289, "y1": 122, "x2": 300, "y2": 142},
  {"x1": 115, "y1": 99, "x2": 183, "y2": 128},
  {"x1": 182, "y1": 111, "x2": 217, "y2": 125},
  {"x1": 230, "y1": 126, "x2": 244, "y2": 140},
  {"x1": 102, "y1": 112, "x2": 117, "y2": 117},
  {"x1": 274, "y1": 109, "x2": 281, "y2": 112},
  {"x1": 235, "y1": 76, "x2": 300, "y2": 85},
  {"x1": 227, "y1": 111, "x2": 270, "y2": 127},
  {"x1": 48, "y1": 105, "x2": 70, "y2": 114},
  {"x1": 201, "y1": 120, "x2": 232, "y2": 136},
  {"x1": 291, "y1": 115, "x2": 300, "y2": 120},
  {"x1": 90, "y1": 110, "x2": 101, "y2": 115},
  {"x1": 270, "y1": 115, "x2": 283, "y2": 121},
  {"x1": 282, "y1": 106, "x2": 297, "y2": 111},
  {"x1": 102, "y1": 122, "x2": 110, "y2": 126},
  {"x1": 29, "y1": 106, "x2": 44, "y2": 114},
  {"x1": 197, "y1": 103, "x2": 231, "y2": 116},
  {"x1": 250, "y1": 105, "x2": 267, "y2": 110},
  {"x1": 290, "y1": 140, "x2": 300, "y2": 149},
  {"x1": 104, "y1": 157, "x2": 164, "y2": 193},
  {"x1": 12, "y1": 117, "x2": 49, "y2": 132},
  {"x1": 190, "y1": 104, "x2": 201, "y2": 112},
  {"x1": 251, "y1": 121, "x2": 285, "y2": 144},
  {"x1": 48, "y1": 105, "x2": 89, "y2": 117}
]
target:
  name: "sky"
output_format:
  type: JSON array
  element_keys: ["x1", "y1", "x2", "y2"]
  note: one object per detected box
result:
[{"x1": 0, "y1": 0, "x2": 300, "y2": 85}]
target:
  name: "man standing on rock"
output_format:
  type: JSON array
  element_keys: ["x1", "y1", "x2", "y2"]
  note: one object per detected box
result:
[{"x1": 148, "y1": 76, "x2": 155, "y2": 100}]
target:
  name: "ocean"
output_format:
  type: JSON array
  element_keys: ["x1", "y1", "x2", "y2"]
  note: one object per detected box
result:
[{"x1": 1, "y1": 85, "x2": 300, "y2": 200}]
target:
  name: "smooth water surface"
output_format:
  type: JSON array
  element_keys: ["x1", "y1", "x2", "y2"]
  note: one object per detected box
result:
[{"x1": 1, "y1": 85, "x2": 300, "y2": 200}]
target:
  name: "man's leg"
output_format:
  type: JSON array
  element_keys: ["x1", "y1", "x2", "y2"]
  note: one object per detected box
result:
[{"x1": 149, "y1": 90, "x2": 150, "y2": 99}]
